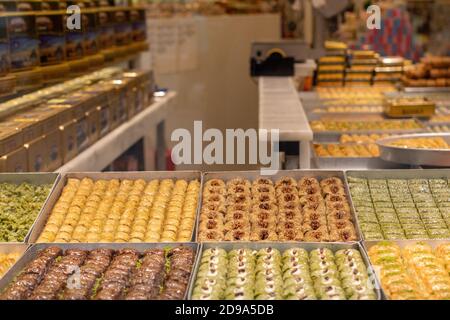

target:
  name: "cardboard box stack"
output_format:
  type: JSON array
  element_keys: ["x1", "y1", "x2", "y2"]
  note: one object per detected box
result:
[{"x1": 316, "y1": 41, "x2": 347, "y2": 87}]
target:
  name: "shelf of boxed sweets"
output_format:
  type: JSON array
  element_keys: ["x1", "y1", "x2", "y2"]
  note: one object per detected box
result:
[
  {"x1": 297, "y1": 82, "x2": 450, "y2": 169},
  {"x1": 0, "y1": 0, "x2": 148, "y2": 98},
  {"x1": 316, "y1": 42, "x2": 407, "y2": 88},
  {"x1": 0, "y1": 66, "x2": 163, "y2": 173},
  {"x1": 0, "y1": 169, "x2": 449, "y2": 300}
]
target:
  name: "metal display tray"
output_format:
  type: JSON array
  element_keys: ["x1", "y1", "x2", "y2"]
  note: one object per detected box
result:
[
  {"x1": 0, "y1": 244, "x2": 29, "y2": 281},
  {"x1": 313, "y1": 129, "x2": 426, "y2": 142},
  {"x1": 404, "y1": 87, "x2": 450, "y2": 94},
  {"x1": 27, "y1": 171, "x2": 203, "y2": 244},
  {"x1": 344, "y1": 169, "x2": 450, "y2": 242},
  {"x1": 0, "y1": 173, "x2": 60, "y2": 244},
  {"x1": 187, "y1": 241, "x2": 382, "y2": 300},
  {"x1": 198, "y1": 170, "x2": 363, "y2": 242},
  {"x1": 311, "y1": 142, "x2": 407, "y2": 170},
  {"x1": 377, "y1": 133, "x2": 450, "y2": 167},
  {"x1": 362, "y1": 240, "x2": 450, "y2": 300},
  {"x1": 307, "y1": 113, "x2": 385, "y2": 121},
  {"x1": 0, "y1": 242, "x2": 200, "y2": 300}
]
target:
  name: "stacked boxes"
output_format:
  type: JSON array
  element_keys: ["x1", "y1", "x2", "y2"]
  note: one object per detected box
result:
[
  {"x1": 345, "y1": 50, "x2": 377, "y2": 87},
  {"x1": 0, "y1": 67, "x2": 154, "y2": 172},
  {"x1": 316, "y1": 41, "x2": 346, "y2": 87},
  {"x1": 373, "y1": 56, "x2": 404, "y2": 86}
]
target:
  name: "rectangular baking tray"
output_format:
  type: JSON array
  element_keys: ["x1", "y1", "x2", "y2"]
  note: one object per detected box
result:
[
  {"x1": 344, "y1": 169, "x2": 450, "y2": 241},
  {"x1": 404, "y1": 87, "x2": 450, "y2": 94},
  {"x1": 0, "y1": 242, "x2": 200, "y2": 300},
  {"x1": 197, "y1": 170, "x2": 363, "y2": 242},
  {"x1": 313, "y1": 156, "x2": 408, "y2": 170},
  {"x1": 0, "y1": 244, "x2": 29, "y2": 281},
  {"x1": 314, "y1": 128, "x2": 426, "y2": 142},
  {"x1": 311, "y1": 142, "x2": 409, "y2": 169},
  {"x1": 362, "y1": 240, "x2": 449, "y2": 300},
  {"x1": 0, "y1": 173, "x2": 60, "y2": 244},
  {"x1": 346, "y1": 168, "x2": 450, "y2": 180},
  {"x1": 28, "y1": 171, "x2": 203, "y2": 244},
  {"x1": 187, "y1": 241, "x2": 382, "y2": 300}
]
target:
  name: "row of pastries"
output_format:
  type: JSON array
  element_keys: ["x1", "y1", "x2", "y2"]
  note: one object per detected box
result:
[{"x1": 37, "y1": 178, "x2": 200, "y2": 243}]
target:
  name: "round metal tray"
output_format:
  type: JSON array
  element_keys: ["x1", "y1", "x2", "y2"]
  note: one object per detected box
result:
[{"x1": 377, "y1": 133, "x2": 450, "y2": 167}]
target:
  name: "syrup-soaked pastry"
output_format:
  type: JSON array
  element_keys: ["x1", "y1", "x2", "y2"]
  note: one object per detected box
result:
[
  {"x1": 298, "y1": 177, "x2": 320, "y2": 190},
  {"x1": 252, "y1": 202, "x2": 277, "y2": 213},
  {"x1": 329, "y1": 227, "x2": 358, "y2": 242},
  {"x1": 309, "y1": 248, "x2": 346, "y2": 300},
  {"x1": 253, "y1": 185, "x2": 276, "y2": 195},
  {"x1": 30, "y1": 249, "x2": 88, "y2": 300},
  {"x1": 253, "y1": 178, "x2": 273, "y2": 186},
  {"x1": 335, "y1": 249, "x2": 376, "y2": 300},
  {"x1": 302, "y1": 223, "x2": 328, "y2": 234},
  {"x1": 250, "y1": 229, "x2": 278, "y2": 241},
  {"x1": 253, "y1": 192, "x2": 277, "y2": 204},
  {"x1": 199, "y1": 185, "x2": 226, "y2": 243},
  {"x1": 329, "y1": 219, "x2": 355, "y2": 231},
  {"x1": 326, "y1": 201, "x2": 350, "y2": 212},
  {"x1": 275, "y1": 185, "x2": 297, "y2": 197},
  {"x1": 226, "y1": 179, "x2": 251, "y2": 189},
  {"x1": 228, "y1": 184, "x2": 252, "y2": 195},
  {"x1": 227, "y1": 203, "x2": 251, "y2": 212},
  {"x1": 205, "y1": 179, "x2": 226, "y2": 189},
  {"x1": 279, "y1": 201, "x2": 301, "y2": 211},
  {"x1": 199, "y1": 218, "x2": 224, "y2": 231},
  {"x1": 192, "y1": 246, "x2": 375, "y2": 300},
  {"x1": 322, "y1": 184, "x2": 346, "y2": 196},
  {"x1": 63, "y1": 249, "x2": 113, "y2": 300},
  {"x1": 126, "y1": 249, "x2": 166, "y2": 300},
  {"x1": 303, "y1": 202, "x2": 326, "y2": 214},
  {"x1": 298, "y1": 185, "x2": 321, "y2": 197},
  {"x1": 202, "y1": 202, "x2": 226, "y2": 214},
  {"x1": 95, "y1": 249, "x2": 139, "y2": 300},
  {"x1": 225, "y1": 210, "x2": 247, "y2": 221},
  {"x1": 226, "y1": 194, "x2": 251, "y2": 206},
  {"x1": 320, "y1": 177, "x2": 344, "y2": 188},
  {"x1": 277, "y1": 220, "x2": 301, "y2": 232},
  {"x1": 192, "y1": 248, "x2": 228, "y2": 300},
  {"x1": 250, "y1": 210, "x2": 278, "y2": 224},
  {"x1": 224, "y1": 220, "x2": 251, "y2": 234},
  {"x1": 299, "y1": 194, "x2": 322, "y2": 206},
  {"x1": 278, "y1": 193, "x2": 300, "y2": 205},
  {"x1": 327, "y1": 209, "x2": 352, "y2": 221},
  {"x1": 304, "y1": 229, "x2": 330, "y2": 242},
  {"x1": 198, "y1": 230, "x2": 223, "y2": 242},
  {"x1": 253, "y1": 218, "x2": 277, "y2": 230},
  {"x1": 278, "y1": 228, "x2": 304, "y2": 241},
  {"x1": 325, "y1": 194, "x2": 346, "y2": 203},
  {"x1": 275, "y1": 177, "x2": 297, "y2": 188},
  {"x1": 201, "y1": 210, "x2": 223, "y2": 220},
  {"x1": 202, "y1": 193, "x2": 226, "y2": 203},
  {"x1": 203, "y1": 186, "x2": 227, "y2": 196},
  {"x1": 0, "y1": 247, "x2": 62, "y2": 300},
  {"x1": 39, "y1": 177, "x2": 200, "y2": 243}
]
